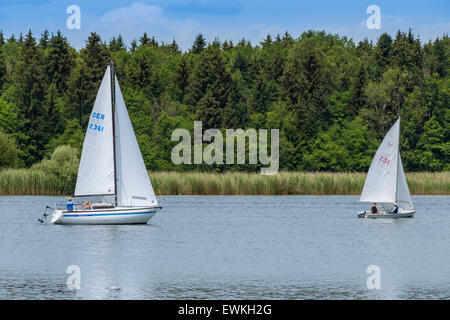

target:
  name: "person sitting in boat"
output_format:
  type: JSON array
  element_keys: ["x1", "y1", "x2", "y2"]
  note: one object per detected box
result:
[
  {"x1": 66, "y1": 197, "x2": 80, "y2": 211},
  {"x1": 370, "y1": 203, "x2": 379, "y2": 214},
  {"x1": 390, "y1": 202, "x2": 398, "y2": 214},
  {"x1": 84, "y1": 201, "x2": 92, "y2": 210}
]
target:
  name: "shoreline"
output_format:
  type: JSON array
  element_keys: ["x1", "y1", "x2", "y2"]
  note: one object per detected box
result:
[{"x1": 0, "y1": 170, "x2": 448, "y2": 196}]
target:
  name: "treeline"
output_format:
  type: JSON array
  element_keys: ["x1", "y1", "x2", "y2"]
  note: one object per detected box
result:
[{"x1": 0, "y1": 29, "x2": 448, "y2": 172}]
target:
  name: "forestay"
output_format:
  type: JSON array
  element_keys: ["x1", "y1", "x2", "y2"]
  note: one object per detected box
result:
[
  {"x1": 114, "y1": 77, "x2": 158, "y2": 207},
  {"x1": 75, "y1": 66, "x2": 115, "y2": 196}
]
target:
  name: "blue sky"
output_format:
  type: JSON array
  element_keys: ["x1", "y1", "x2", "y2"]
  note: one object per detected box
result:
[{"x1": 0, "y1": 0, "x2": 448, "y2": 50}]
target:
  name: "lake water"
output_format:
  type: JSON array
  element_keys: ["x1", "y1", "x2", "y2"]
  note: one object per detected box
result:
[{"x1": 0, "y1": 195, "x2": 449, "y2": 300}]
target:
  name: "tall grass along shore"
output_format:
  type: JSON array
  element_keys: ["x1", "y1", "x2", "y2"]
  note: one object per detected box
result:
[{"x1": 0, "y1": 170, "x2": 448, "y2": 196}]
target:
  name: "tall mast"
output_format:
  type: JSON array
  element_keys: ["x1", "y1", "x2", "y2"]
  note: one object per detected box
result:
[
  {"x1": 110, "y1": 61, "x2": 118, "y2": 207},
  {"x1": 394, "y1": 117, "x2": 400, "y2": 203}
]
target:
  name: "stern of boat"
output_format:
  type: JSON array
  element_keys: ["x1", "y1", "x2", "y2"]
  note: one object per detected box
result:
[{"x1": 51, "y1": 209, "x2": 64, "y2": 224}]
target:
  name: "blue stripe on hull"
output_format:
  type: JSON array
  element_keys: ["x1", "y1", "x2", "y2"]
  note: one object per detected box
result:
[{"x1": 63, "y1": 211, "x2": 155, "y2": 218}]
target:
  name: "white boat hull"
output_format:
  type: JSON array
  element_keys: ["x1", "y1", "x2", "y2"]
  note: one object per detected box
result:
[
  {"x1": 51, "y1": 207, "x2": 161, "y2": 225},
  {"x1": 357, "y1": 209, "x2": 415, "y2": 219}
]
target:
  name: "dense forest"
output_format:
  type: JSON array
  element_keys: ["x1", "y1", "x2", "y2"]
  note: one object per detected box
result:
[{"x1": 0, "y1": 29, "x2": 448, "y2": 172}]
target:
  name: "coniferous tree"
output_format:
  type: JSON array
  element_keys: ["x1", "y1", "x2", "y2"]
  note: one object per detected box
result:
[
  {"x1": 222, "y1": 40, "x2": 233, "y2": 51},
  {"x1": 117, "y1": 35, "x2": 125, "y2": 50},
  {"x1": 184, "y1": 51, "x2": 211, "y2": 107},
  {"x1": 392, "y1": 30, "x2": 423, "y2": 74},
  {"x1": 39, "y1": 30, "x2": 49, "y2": 48},
  {"x1": 281, "y1": 31, "x2": 293, "y2": 48},
  {"x1": 46, "y1": 31, "x2": 73, "y2": 94},
  {"x1": 297, "y1": 38, "x2": 331, "y2": 138},
  {"x1": 130, "y1": 39, "x2": 138, "y2": 53},
  {"x1": 210, "y1": 37, "x2": 221, "y2": 49},
  {"x1": 280, "y1": 62, "x2": 301, "y2": 107},
  {"x1": 82, "y1": 32, "x2": 110, "y2": 87},
  {"x1": 350, "y1": 63, "x2": 368, "y2": 117},
  {"x1": 375, "y1": 33, "x2": 393, "y2": 73},
  {"x1": 0, "y1": 31, "x2": 5, "y2": 89},
  {"x1": 208, "y1": 48, "x2": 232, "y2": 107},
  {"x1": 43, "y1": 82, "x2": 64, "y2": 141},
  {"x1": 109, "y1": 35, "x2": 126, "y2": 52},
  {"x1": 66, "y1": 32, "x2": 109, "y2": 125},
  {"x1": 185, "y1": 48, "x2": 232, "y2": 126},
  {"x1": 275, "y1": 34, "x2": 282, "y2": 45},
  {"x1": 150, "y1": 36, "x2": 158, "y2": 47},
  {"x1": 261, "y1": 34, "x2": 272, "y2": 49},
  {"x1": 269, "y1": 48, "x2": 285, "y2": 81},
  {"x1": 232, "y1": 49, "x2": 248, "y2": 76},
  {"x1": 196, "y1": 89, "x2": 221, "y2": 128},
  {"x1": 192, "y1": 34, "x2": 206, "y2": 54},
  {"x1": 13, "y1": 30, "x2": 48, "y2": 165},
  {"x1": 173, "y1": 56, "x2": 190, "y2": 101},
  {"x1": 169, "y1": 38, "x2": 180, "y2": 54},
  {"x1": 252, "y1": 70, "x2": 272, "y2": 114},
  {"x1": 433, "y1": 36, "x2": 448, "y2": 78},
  {"x1": 140, "y1": 32, "x2": 150, "y2": 46},
  {"x1": 356, "y1": 38, "x2": 373, "y2": 58},
  {"x1": 0, "y1": 31, "x2": 4, "y2": 47},
  {"x1": 65, "y1": 61, "x2": 91, "y2": 124}
]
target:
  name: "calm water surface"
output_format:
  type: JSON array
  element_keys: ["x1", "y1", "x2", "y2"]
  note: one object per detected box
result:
[{"x1": 0, "y1": 195, "x2": 449, "y2": 299}]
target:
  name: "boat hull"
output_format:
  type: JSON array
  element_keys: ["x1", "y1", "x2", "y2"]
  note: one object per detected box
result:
[
  {"x1": 51, "y1": 207, "x2": 161, "y2": 225},
  {"x1": 358, "y1": 209, "x2": 415, "y2": 219}
]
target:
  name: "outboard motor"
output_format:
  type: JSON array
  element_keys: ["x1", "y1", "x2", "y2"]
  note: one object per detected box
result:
[
  {"x1": 357, "y1": 211, "x2": 366, "y2": 218},
  {"x1": 38, "y1": 206, "x2": 52, "y2": 223}
]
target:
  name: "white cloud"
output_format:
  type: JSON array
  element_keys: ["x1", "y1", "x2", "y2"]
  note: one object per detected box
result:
[
  {"x1": 75, "y1": 1, "x2": 449, "y2": 51},
  {"x1": 101, "y1": 2, "x2": 164, "y2": 25},
  {"x1": 250, "y1": 24, "x2": 286, "y2": 40},
  {"x1": 96, "y1": 2, "x2": 287, "y2": 51},
  {"x1": 97, "y1": 1, "x2": 205, "y2": 50},
  {"x1": 348, "y1": 14, "x2": 449, "y2": 43},
  {"x1": 416, "y1": 22, "x2": 450, "y2": 42},
  {"x1": 167, "y1": 0, "x2": 243, "y2": 15}
]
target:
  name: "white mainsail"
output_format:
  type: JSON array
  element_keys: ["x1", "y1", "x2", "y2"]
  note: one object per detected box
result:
[
  {"x1": 75, "y1": 64, "x2": 157, "y2": 207},
  {"x1": 75, "y1": 66, "x2": 115, "y2": 196},
  {"x1": 114, "y1": 77, "x2": 158, "y2": 207},
  {"x1": 360, "y1": 118, "x2": 413, "y2": 207}
]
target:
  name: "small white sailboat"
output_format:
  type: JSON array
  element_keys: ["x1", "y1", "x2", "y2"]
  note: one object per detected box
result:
[
  {"x1": 50, "y1": 62, "x2": 161, "y2": 224},
  {"x1": 357, "y1": 118, "x2": 415, "y2": 219}
]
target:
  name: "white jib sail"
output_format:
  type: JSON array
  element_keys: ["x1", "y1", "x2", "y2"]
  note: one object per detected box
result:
[
  {"x1": 360, "y1": 119, "x2": 400, "y2": 204},
  {"x1": 114, "y1": 77, "x2": 158, "y2": 207},
  {"x1": 75, "y1": 66, "x2": 115, "y2": 196},
  {"x1": 396, "y1": 156, "x2": 414, "y2": 209}
]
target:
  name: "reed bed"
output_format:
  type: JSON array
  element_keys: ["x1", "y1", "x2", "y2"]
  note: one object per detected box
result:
[
  {"x1": 0, "y1": 169, "x2": 448, "y2": 196},
  {"x1": 151, "y1": 171, "x2": 448, "y2": 196},
  {"x1": 0, "y1": 168, "x2": 73, "y2": 196}
]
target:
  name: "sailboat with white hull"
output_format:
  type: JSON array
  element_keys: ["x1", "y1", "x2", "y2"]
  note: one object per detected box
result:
[
  {"x1": 51, "y1": 63, "x2": 161, "y2": 224},
  {"x1": 357, "y1": 118, "x2": 415, "y2": 219}
]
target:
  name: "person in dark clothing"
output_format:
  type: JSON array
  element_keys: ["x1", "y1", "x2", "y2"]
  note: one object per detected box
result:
[
  {"x1": 371, "y1": 203, "x2": 379, "y2": 214},
  {"x1": 390, "y1": 202, "x2": 398, "y2": 214}
]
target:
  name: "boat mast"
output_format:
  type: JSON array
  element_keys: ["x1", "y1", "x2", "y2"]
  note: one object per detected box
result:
[
  {"x1": 110, "y1": 61, "x2": 118, "y2": 207},
  {"x1": 394, "y1": 117, "x2": 400, "y2": 204}
]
